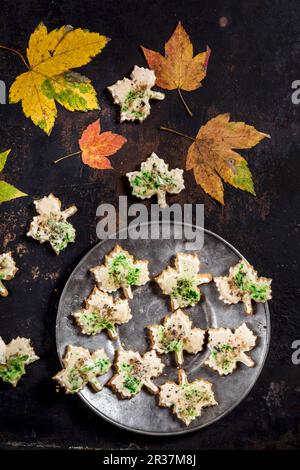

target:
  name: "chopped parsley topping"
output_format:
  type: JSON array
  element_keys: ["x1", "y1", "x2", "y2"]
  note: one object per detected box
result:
[
  {"x1": 157, "y1": 326, "x2": 183, "y2": 353},
  {"x1": 0, "y1": 354, "x2": 29, "y2": 385},
  {"x1": 79, "y1": 358, "x2": 110, "y2": 375},
  {"x1": 123, "y1": 375, "x2": 142, "y2": 394},
  {"x1": 121, "y1": 90, "x2": 145, "y2": 116},
  {"x1": 210, "y1": 343, "x2": 236, "y2": 372},
  {"x1": 81, "y1": 311, "x2": 116, "y2": 335},
  {"x1": 171, "y1": 277, "x2": 200, "y2": 305},
  {"x1": 234, "y1": 263, "x2": 270, "y2": 301},
  {"x1": 67, "y1": 367, "x2": 84, "y2": 392},
  {"x1": 109, "y1": 253, "x2": 141, "y2": 287},
  {"x1": 47, "y1": 215, "x2": 75, "y2": 253},
  {"x1": 131, "y1": 165, "x2": 175, "y2": 195}
]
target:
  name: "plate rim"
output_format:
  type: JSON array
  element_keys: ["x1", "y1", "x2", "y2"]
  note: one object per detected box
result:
[{"x1": 56, "y1": 222, "x2": 271, "y2": 436}]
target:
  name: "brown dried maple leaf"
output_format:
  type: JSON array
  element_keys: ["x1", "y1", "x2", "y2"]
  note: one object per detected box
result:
[
  {"x1": 185, "y1": 114, "x2": 270, "y2": 204},
  {"x1": 141, "y1": 21, "x2": 210, "y2": 115}
]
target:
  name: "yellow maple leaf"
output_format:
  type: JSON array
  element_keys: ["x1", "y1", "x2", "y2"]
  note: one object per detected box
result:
[
  {"x1": 186, "y1": 114, "x2": 270, "y2": 204},
  {"x1": 6, "y1": 23, "x2": 109, "y2": 134},
  {"x1": 141, "y1": 21, "x2": 210, "y2": 115}
]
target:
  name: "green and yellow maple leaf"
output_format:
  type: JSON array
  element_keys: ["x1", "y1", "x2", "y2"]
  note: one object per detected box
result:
[
  {"x1": 0, "y1": 149, "x2": 27, "y2": 204},
  {"x1": 2, "y1": 23, "x2": 109, "y2": 134}
]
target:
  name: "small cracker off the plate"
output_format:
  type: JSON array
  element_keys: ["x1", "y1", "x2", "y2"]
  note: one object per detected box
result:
[
  {"x1": 107, "y1": 65, "x2": 165, "y2": 122},
  {"x1": 27, "y1": 193, "x2": 77, "y2": 255},
  {"x1": 126, "y1": 152, "x2": 185, "y2": 208},
  {"x1": 0, "y1": 252, "x2": 18, "y2": 297},
  {"x1": 0, "y1": 336, "x2": 39, "y2": 386}
]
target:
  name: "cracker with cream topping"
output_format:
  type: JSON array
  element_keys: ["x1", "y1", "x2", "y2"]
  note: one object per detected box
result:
[
  {"x1": 0, "y1": 252, "x2": 18, "y2": 297},
  {"x1": 108, "y1": 66, "x2": 165, "y2": 122},
  {"x1": 159, "y1": 369, "x2": 217, "y2": 426},
  {"x1": 214, "y1": 260, "x2": 272, "y2": 315},
  {"x1": 108, "y1": 349, "x2": 164, "y2": 399},
  {"x1": 155, "y1": 252, "x2": 212, "y2": 310},
  {"x1": 90, "y1": 245, "x2": 149, "y2": 299},
  {"x1": 148, "y1": 309, "x2": 205, "y2": 365},
  {"x1": 27, "y1": 194, "x2": 77, "y2": 255},
  {"x1": 53, "y1": 345, "x2": 111, "y2": 394},
  {"x1": 127, "y1": 153, "x2": 184, "y2": 208},
  {"x1": 0, "y1": 336, "x2": 39, "y2": 386},
  {"x1": 204, "y1": 323, "x2": 257, "y2": 375},
  {"x1": 73, "y1": 287, "x2": 132, "y2": 339}
]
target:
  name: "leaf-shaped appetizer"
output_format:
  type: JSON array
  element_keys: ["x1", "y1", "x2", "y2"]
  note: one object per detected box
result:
[
  {"x1": 186, "y1": 114, "x2": 270, "y2": 204},
  {"x1": 0, "y1": 337, "x2": 39, "y2": 386},
  {"x1": 148, "y1": 309, "x2": 205, "y2": 365},
  {"x1": 107, "y1": 66, "x2": 165, "y2": 122},
  {"x1": 214, "y1": 260, "x2": 272, "y2": 315},
  {"x1": 159, "y1": 369, "x2": 217, "y2": 426},
  {"x1": 1, "y1": 23, "x2": 109, "y2": 134},
  {"x1": 53, "y1": 345, "x2": 111, "y2": 394},
  {"x1": 155, "y1": 252, "x2": 212, "y2": 310},
  {"x1": 73, "y1": 287, "x2": 132, "y2": 339},
  {"x1": 27, "y1": 194, "x2": 77, "y2": 255},
  {"x1": 0, "y1": 252, "x2": 18, "y2": 297},
  {"x1": 78, "y1": 118, "x2": 127, "y2": 169},
  {"x1": 0, "y1": 149, "x2": 27, "y2": 204},
  {"x1": 127, "y1": 153, "x2": 184, "y2": 208},
  {"x1": 108, "y1": 349, "x2": 164, "y2": 399},
  {"x1": 90, "y1": 245, "x2": 149, "y2": 299},
  {"x1": 142, "y1": 21, "x2": 210, "y2": 116},
  {"x1": 204, "y1": 323, "x2": 257, "y2": 375}
]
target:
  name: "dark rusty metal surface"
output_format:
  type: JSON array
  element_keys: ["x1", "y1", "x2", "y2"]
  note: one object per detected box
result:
[{"x1": 0, "y1": 0, "x2": 299, "y2": 450}]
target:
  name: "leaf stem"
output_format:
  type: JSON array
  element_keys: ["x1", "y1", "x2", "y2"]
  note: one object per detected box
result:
[
  {"x1": 53, "y1": 151, "x2": 81, "y2": 164},
  {"x1": 0, "y1": 45, "x2": 29, "y2": 69},
  {"x1": 159, "y1": 126, "x2": 195, "y2": 141},
  {"x1": 177, "y1": 88, "x2": 193, "y2": 117}
]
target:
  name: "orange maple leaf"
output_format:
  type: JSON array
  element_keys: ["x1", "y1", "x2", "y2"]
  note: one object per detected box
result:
[
  {"x1": 78, "y1": 119, "x2": 127, "y2": 169},
  {"x1": 141, "y1": 21, "x2": 210, "y2": 115}
]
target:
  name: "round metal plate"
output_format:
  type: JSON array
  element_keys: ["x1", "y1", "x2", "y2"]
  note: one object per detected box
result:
[{"x1": 56, "y1": 222, "x2": 270, "y2": 435}]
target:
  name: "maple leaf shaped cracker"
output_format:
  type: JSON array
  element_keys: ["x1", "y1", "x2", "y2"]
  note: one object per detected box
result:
[
  {"x1": 107, "y1": 66, "x2": 165, "y2": 122},
  {"x1": 142, "y1": 22, "x2": 210, "y2": 115},
  {"x1": 186, "y1": 114, "x2": 270, "y2": 204},
  {"x1": 27, "y1": 194, "x2": 77, "y2": 255},
  {"x1": 214, "y1": 260, "x2": 272, "y2": 315},
  {"x1": 0, "y1": 337, "x2": 39, "y2": 386},
  {"x1": 205, "y1": 323, "x2": 257, "y2": 376},
  {"x1": 0, "y1": 252, "x2": 18, "y2": 297},
  {"x1": 6, "y1": 23, "x2": 109, "y2": 134},
  {"x1": 73, "y1": 287, "x2": 132, "y2": 339},
  {"x1": 159, "y1": 369, "x2": 217, "y2": 426},
  {"x1": 90, "y1": 245, "x2": 149, "y2": 299},
  {"x1": 155, "y1": 252, "x2": 212, "y2": 310},
  {"x1": 127, "y1": 153, "x2": 184, "y2": 208},
  {"x1": 78, "y1": 118, "x2": 127, "y2": 169},
  {"x1": 108, "y1": 349, "x2": 164, "y2": 399},
  {"x1": 53, "y1": 345, "x2": 111, "y2": 394},
  {"x1": 0, "y1": 149, "x2": 27, "y2": 204},
  {"x1": 148, "y1": 309, "x2": 205, "y2": 365}
]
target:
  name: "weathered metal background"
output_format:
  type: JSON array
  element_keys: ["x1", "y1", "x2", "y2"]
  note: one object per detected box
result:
[{"x1": 0, "y1": 0, "x2": 299, "y2": 450}]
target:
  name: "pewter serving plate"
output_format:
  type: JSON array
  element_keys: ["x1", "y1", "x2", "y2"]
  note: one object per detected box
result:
[{"x1": 56, "y1": 221, "x2": 270, "y2": 435}]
